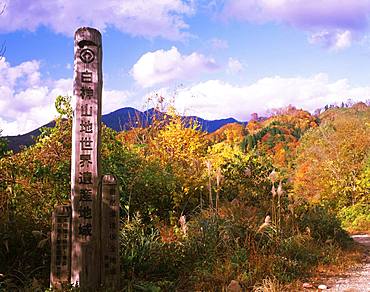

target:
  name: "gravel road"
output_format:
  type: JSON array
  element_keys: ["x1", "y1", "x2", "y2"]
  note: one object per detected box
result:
[{"x1": 328, "y1": 234, "x2": 370, "y2": 292}]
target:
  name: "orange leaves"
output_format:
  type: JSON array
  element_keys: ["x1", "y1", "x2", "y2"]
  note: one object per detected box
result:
[
  {"x1": 242, "y1": 107, "x2": 318, "y2": 169},
  {"x1": 293, "y1": 105, "x2": 370, "y2": 206},
  {"x1": 206, "y1": 123, "x2": 245, "y2": 144},
  {"x1": 246, "y1": 120, "x2": 261, "y2": 135}
]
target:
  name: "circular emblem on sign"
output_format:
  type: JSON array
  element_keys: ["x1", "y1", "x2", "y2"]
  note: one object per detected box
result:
[{"x1": 80, "y1": 48, "x2": 95, "y2": 64}]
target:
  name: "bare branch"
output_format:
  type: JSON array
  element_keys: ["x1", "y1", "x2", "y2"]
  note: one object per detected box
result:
[
  {"x1": 0, "y1": 41, "x2": 6, "y2": 60},
  {"x1": 0, "y1": 3, "x2": 5, "y2": 60},
  {"x1": 0, "y1": 3, "x2": 6, "y2": 15}
]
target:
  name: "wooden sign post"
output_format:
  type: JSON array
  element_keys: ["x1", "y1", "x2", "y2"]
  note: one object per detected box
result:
[
  {"x1": 50, "y1": 204, "x2": 72, "y2": 289},
  {"x1": 50, "y1": 27, "x2": 121, "y2": 290},
  {"x1": 70, "y1": 27, "x2": 102, "y2": 289},
  {"x1": 101, "y1": 175, "x2": 120, "y2": 289}
]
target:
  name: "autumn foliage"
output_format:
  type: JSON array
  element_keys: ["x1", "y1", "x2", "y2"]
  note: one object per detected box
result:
[{"x1": 0, "y1": 100, "x2": 368, "y2": 290}]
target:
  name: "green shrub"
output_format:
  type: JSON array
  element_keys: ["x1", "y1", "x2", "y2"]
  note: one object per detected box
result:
[
  {"x1": 0, "y1": 219, "x2": 50, "y2": 290},
  {"x1": 120, "y1": 216, "x2": 184, "y2": 290},
  {"x1": 274, "y1": 235, "x2": 319, "y2": 281},
  {"x1": 297, "y1": 205, "x2": 350, "y2": 245},
  {"x1": 338, "y1": 203, "x2": 370, "y2": 232}
]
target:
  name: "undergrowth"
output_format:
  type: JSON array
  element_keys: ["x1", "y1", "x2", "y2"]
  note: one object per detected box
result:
[{"x1": 117, "y1": 202, "x2": 351, "y2": 291}]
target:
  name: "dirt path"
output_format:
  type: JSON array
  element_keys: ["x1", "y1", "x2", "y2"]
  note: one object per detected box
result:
[{"x1": 327, "y1": 234, "x2": 370, "y2": 291}]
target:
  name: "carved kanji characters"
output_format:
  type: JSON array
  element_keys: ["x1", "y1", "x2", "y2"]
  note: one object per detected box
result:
[
  {"x1": 80, "y1": 137, "x2": 93, "y2": 150},
  {"x1": 81, "y1": 104, "x2": 92, "y2": 116},
  {"x1": 78, "y1": 223, "x2": 92, "y2": 236},
  {"x1": 78, "y1": 205, "x2": 92, "y2": 219},
  {"x1": 80, "y1": 188, "x2": 92, "y2": 201},
  {"x1": 81, "y1": 70, "x2": 92, "y2": 83},
  {"x1": 80, "y1": 120, "x2": 93, "y2": 133},
  {"x1": 81, "y1": 86, "x2": 93, "y2": 99},
  {"x1": 79, "y1": 154, "x2": 92, "y2": 167},
  {"x1": 78, "y1": 171, "x2": 92, "y2": 185}
]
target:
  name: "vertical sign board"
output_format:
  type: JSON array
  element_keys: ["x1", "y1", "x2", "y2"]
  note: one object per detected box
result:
[
  {"x1": 71, "y1": 27, "x2": 102, "y2": 289},
  {"x1": 50, "y1": 204, "x2": 72, "y2": 289},
  {"x1": 101, "y1": 175, "x2": 120, "y2": 289}
]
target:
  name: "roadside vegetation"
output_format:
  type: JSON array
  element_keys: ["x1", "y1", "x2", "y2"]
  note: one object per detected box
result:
[{"x1": 0, "y1": 97, "x2": 368, "y2": 291}]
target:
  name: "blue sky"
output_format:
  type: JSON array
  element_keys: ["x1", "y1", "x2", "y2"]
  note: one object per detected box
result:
[{"x1": 1, "y1": 0, "x2": 370, "y2": 135}]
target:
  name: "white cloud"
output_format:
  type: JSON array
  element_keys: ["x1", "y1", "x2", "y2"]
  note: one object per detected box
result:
[
  {"x1": 0, "y1": 58, "x2": 71, "y2": 135},
  {"x1": 173, "y1": 74, "x2": 370, "y2": 121},
  {"x1": 3, "y1": 57, "x2": 369, "y2": 136},
  {"x1": 0, "y1": 58, "x2": 133, "y2": 136},
  {"x1": 0, "y1": 0, "x2": 195, "y2": 40},
  {"x1": 0, "y1": 59, "x2": 40, "y2": 88},
  {"x1": 103, "y1": 89, "x2": 134, "y2": 114},
  {"x1": 224, "y1": 0, "x2": 370, "y2": 29},
  {"x1": 335, "y1": 30, "x2": 353, "y2": 50},
  {"x1": 222, "y1": 0, "x2": 370, "y2": 49},
  {"x1": 131, "y1": 46, "x2": 219, "y2": 88},
  {"x1": 227, "y1": 57, "x2": 244, "y2": 74},
  {"x1": 309, "y1": 30, "x2": 352, "y2": 50}
]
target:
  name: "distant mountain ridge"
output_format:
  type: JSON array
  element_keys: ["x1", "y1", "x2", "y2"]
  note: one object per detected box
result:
[
  {"x1": 5, "y1": 107, "x2": 244, "y2": 153},
  {"x1": 101, "y1": 107, "x2": 241, "y2": 132}
]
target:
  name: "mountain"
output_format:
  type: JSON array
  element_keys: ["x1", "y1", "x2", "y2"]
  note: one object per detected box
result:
[
  {"x1": 101, "y1": 107, "x2": 143, "y2": 131},
  {"x1": 5, "y1": 107, "x2": 244, "y2": 153},
  {"x1": 183, "y1": 116, "x2": 240, "y2": 133},
  {"x1": 4, "y1": 121, "x2": 56, "y2": 153},
  {"x1": 101, "y1": 107, "x2": 241, "y2": 133}
]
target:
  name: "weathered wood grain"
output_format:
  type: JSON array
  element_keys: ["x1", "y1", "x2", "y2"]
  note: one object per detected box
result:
[
  {"x1": 50, "y1": 204, "x2": 72, "y2": 290},
  {"x1": 101, "y1": 175, "x2": 120, "y2": 289},
  {"x1": 71, "y1": 27, "x2": 102, "y2": 290}
]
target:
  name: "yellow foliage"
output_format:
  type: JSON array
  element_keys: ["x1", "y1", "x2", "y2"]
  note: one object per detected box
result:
[{"x1": 294, "y1": 109, "x2": 370, "y2": 207}]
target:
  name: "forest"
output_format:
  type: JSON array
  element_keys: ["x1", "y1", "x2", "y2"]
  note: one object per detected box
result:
[{"x1": 0, "y1": 97, "x2": 369, "y2": 291}]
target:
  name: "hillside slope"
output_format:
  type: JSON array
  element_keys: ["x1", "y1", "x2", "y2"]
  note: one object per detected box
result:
[{"x1": 5, "y1": 107, "x2": 243, "y2": 152}]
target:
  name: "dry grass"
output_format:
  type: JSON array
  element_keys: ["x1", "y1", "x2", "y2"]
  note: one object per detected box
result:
[
  {"x1": 314, "y1": 244, "x2": 363, "y2": 277},
  {"x1": 253, "y1": 277, "x2": 284, "y2": 292},
  {"x1": 284, "y1": 242, "x2": 365, "y2": 290}
]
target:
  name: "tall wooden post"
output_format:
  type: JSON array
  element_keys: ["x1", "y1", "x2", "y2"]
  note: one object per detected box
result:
[{"x1": 71, "y1": 27, "x2": 102, "y2": 289}]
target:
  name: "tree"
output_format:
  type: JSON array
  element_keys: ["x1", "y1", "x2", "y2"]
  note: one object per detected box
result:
[
  {"x1": 146, "y1": 112, "x2": 208, "y2": 215},
  {"x1": 207, "y1": 141, "x2": 274, "y2": 208},
  {"x1": 243, "y1": 107, "x2": 318, "y2": 171},
  {"x1": 0, "y1": 129, "x2": 7, "y2": 158},
  {"x1": 294, "y1": 107, "x2": 370, "y2": 209}
]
